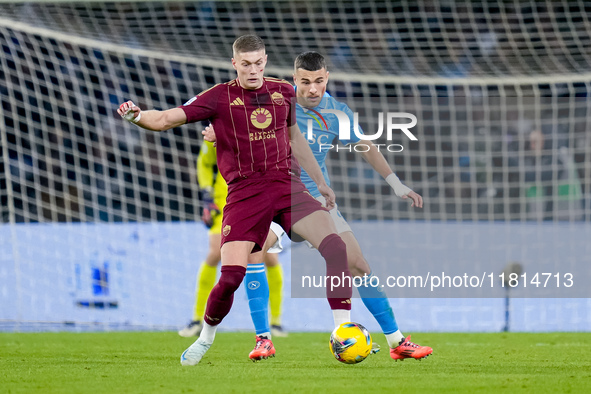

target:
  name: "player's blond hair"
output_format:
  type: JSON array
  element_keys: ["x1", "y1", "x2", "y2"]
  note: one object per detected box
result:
[{"x1": 232, "y1": 35, "x2": 265, "y2": 56}]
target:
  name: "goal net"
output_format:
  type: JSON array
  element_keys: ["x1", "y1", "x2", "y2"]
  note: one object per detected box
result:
[{"x1": 1, "y1": 1, "x2": 590, "y2": 332}]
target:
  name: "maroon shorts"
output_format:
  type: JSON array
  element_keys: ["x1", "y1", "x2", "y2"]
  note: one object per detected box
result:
[{"x1": 221, "y1": 171, "x2": 327, "y2": 252}]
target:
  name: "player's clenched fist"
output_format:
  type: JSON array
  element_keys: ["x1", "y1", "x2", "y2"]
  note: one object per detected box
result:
[{"x1": 118, "y1": 100, "x2": 142, "y2": 123}]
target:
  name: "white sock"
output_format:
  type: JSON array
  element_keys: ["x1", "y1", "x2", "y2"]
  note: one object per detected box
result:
[
  {"x1": 258, "y1": 331, "x2": 272, "y2": 339},
  {"x1": 198, "y1": 322, "x2": 218, "y2": 344},
  {"x1": 385, "y1": 330, "x2": 405, "y2": 348},
  {"x1": 332, "y1": 309, "x2": 351, "y2": 327}
]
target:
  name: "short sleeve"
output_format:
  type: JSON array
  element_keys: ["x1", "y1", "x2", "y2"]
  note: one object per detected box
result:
[{"x1": 179, "y1": 84, "x2": 222, "y2": 123}]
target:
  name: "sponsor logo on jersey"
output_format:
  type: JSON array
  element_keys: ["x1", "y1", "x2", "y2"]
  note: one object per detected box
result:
[
  {"x1": 250, "y1": 108, "x2": 273, "y2": 129},
  {"x1": 230, "y1": 97, "x2": 245, "y2": 106},
  {"x1": 271, "y1": 92, "x2": 284, "y2": 105},
  {"x1": 249, "y1": 131, "x2": 276, "y2": 141}
]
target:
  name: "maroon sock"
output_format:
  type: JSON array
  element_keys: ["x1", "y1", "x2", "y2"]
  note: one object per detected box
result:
[
  {"x1": 203, "y1": 265, "x2": 246, "y2": 326},
  {"x1": 318, "y1": 233, "x2": 352, "y2": 310}
]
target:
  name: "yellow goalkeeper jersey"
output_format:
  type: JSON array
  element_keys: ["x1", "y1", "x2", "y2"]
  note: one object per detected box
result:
[{"x1": 197, "y1": 141, "x2": 228, "y2": 208}]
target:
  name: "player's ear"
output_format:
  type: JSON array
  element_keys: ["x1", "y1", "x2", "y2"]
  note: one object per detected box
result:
[
  {"x1": 325, "y1": 70, "x2": 330, "y2": 82},
  {"x1": 231, "y1": 58, "x2": 237, "y2": 70}
]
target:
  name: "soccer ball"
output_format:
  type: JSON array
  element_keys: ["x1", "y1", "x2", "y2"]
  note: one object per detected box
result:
[{"x1": 329, "y1": 322, "x2": 372, "y2": 364}]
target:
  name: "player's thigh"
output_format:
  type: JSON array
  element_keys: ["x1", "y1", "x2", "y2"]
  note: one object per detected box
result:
[
  {"x1": 291, "y1": 210, "x2": 338, "y2": 249},
  {"x1": 249, "y1": 228, "x2": 278, "y2": 266},
  {"x1": 220, "y1": 240, "x2": 255, "y2": 268}
]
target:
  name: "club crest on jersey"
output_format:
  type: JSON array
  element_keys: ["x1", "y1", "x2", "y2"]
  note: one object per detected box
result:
[
  {"x1": 223, "y1": 225, "x2": 231, "y2": 236},
  {"x1": 251, "y1": 108, "x2": 273, "y2": 129},
  {"x1": 271, "y1": 92, "x2": 284, "y2": 105}
]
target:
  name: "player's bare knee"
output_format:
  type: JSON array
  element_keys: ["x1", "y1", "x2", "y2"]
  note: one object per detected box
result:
[{"x1": 348, "y1": 256, "x2": 370, "y2": 277}]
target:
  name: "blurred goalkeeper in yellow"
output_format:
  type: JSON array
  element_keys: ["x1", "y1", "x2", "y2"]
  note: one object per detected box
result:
[{"x1": 178, "y1": 140, "x2": 287, "y2": 338}]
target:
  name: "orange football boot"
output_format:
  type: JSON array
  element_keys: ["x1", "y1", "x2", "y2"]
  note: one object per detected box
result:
[
  {"x1": 249, "y1": 336, "x2": 276, "y2": 361},
  {"x1": 390, "y1": 335, "x2": 433, "y2": 361}
]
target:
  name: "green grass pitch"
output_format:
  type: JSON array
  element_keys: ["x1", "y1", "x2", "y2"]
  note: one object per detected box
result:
[{"x1": 2, "y1": 332, "x2": 590, "y2": 393}]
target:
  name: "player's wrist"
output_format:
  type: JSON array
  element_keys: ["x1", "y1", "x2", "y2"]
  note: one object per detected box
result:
[
  {"x1": 123, "y1": 109, "x2": 141, "y2": 124},
  {"x1": 314, "y1": 178, "x2": 328, "y2": 188},
  {"x1": 130, "y1": 111, "x2": 141, "y2": 123},
  {"x1": 386, "y1": 173, "x2": 412, "y2": 197}
]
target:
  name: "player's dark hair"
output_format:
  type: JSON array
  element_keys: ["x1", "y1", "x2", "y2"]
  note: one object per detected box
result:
[
  {"x1": 294, "y1": 51, "x2": 327, "y2": 72},
  {"x1": 233, "y1": 35, "x2": 265, "y2": 55}
]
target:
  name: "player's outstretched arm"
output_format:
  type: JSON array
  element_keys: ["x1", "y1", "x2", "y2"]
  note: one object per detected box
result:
[
  {"x1": 118, "y1": 100, "x2": 187, "y2": 131},
  {"x1": 290, "y1": 124, "x2": 335, "y2": 208},
  {"x1": 355, "y1": 140, "x2": 423, "y2": 208}
]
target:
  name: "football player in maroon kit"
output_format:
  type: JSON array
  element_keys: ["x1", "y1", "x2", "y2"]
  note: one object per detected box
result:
[{"x1": 118, "y1": 35, "x2": 353, "y2": 365}]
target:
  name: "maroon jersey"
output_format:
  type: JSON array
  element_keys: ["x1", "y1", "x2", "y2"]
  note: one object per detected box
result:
[{"x1": 180, "y1": 77, "x2": 295, "y2": 184}]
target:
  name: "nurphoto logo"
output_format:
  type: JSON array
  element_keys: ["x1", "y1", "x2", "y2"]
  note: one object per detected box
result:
[{"x1": 306, "y1": 110, "x2": 418, "y2": 153}]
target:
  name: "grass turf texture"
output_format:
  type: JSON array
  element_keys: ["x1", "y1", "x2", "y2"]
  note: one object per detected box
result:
[{"x1": 2, "y1": 332, "x2": 590, "y2": 393}]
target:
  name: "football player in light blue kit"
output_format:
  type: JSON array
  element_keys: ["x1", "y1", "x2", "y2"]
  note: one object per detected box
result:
[{"x1": 292, "y1": 51, "x2": 432, "y2": 361}]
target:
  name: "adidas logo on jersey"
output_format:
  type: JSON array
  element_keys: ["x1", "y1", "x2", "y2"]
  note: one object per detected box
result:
[{"x1": 231, "y1": 98, "x2": 245, "y2": 106}]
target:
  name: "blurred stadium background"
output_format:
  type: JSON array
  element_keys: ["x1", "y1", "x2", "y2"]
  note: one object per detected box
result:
[{"x1": 1, "y1": 1, "x2": 590, "y2": 332}]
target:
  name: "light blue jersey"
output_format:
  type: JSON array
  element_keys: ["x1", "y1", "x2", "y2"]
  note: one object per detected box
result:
[{"x1": 295, "y1": 91, "x2": 363, "y2": 197}]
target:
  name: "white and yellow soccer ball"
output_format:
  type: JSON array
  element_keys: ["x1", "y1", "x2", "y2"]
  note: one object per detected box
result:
[{"x1": 329, "y1": 322, "x2": 372, "y2": 364}]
